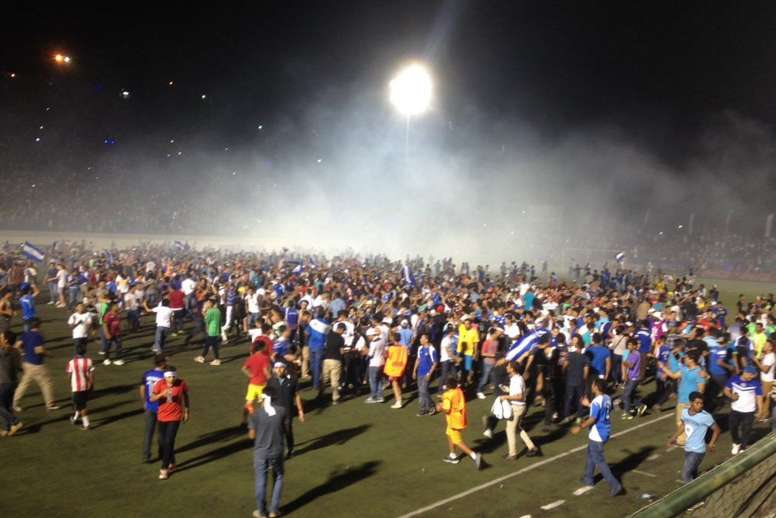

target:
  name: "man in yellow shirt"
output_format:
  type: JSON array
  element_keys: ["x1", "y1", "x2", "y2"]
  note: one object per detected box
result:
[
  {"x1": 437, "y1": 375, "x2": 482, "y2": 469},
  {"x1": 457, "y1": 316, "x2": 480, "y2": 386},
  {"x1": 750, "y1": 323, "x2": 767, "y2": 359}
]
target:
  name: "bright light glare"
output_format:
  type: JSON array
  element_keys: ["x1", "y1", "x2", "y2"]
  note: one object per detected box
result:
[{"x1": 389, "y1": 63, "x2": 432, "y2": 117}]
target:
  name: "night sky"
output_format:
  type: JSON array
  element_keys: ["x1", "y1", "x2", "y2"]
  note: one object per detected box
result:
[{"x1": 3, "y1": 1, "x2": 776, "y2": 225}]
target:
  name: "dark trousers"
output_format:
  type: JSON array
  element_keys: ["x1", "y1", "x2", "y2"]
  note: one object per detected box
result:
[
  {"x1": 611, "y1": 354, "x2": 623, "y2": 384},
  {"x1": 729, "y1": 410, "x2": 754, "y2": 448},
  {"x1": 126, "y1": 310, "x2": 140, "y2": 332},
  {"x1": 143, "y1": 410, "x2": 159, "y2": 461},
  {"x1": 652, "y1": 377, "x2": 675, "y2": 407},
  {"x1": 565, "y1": 383, "x2": 585, "y2": 419},
  {"x1": 201, "y1": 336, "x2": 220, "y2": 359},
  {"x1": 0, "y1": 383, "x2": 19, "y2": 431},
  {"x1": 284, "y1": 415, "x2": 295, "y2": 454},
  {"x1": 158, "y1": 420, "x2": 180, "y2": 469}
]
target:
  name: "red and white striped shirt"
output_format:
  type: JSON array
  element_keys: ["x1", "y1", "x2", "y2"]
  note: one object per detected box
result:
[{"x1": 66, "y1": 357, "x2": 94, "y2": 392}]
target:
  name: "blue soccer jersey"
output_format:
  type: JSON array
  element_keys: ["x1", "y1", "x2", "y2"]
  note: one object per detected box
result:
[{"x1": 589, "y1": 394, "x2": 612, "y2": 443}]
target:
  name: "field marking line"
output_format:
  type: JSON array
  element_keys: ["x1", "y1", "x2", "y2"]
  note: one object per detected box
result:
[
  {"x1": 647, "y1": 454, "x2": 660, "y2": 461},
  {"x1": 540, "y1": 500, "x2": 566, "y2": 510},
  {"x1": 573, "y1": 485, "x2": 595, "y2": 496},
  {"x1": 397, "y1": 413, "x2": 674, "y2": 518},
  {"x1": 666, "y1": 445, "x2": 678, "y2": 452},
  {"x1": 632, "y1": 469, "x2": 657, "y2": 478}
]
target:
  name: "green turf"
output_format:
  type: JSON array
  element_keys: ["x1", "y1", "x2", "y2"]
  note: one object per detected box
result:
[{"x1": 2, "y1": 292, "x2": 773, "y2": 518}]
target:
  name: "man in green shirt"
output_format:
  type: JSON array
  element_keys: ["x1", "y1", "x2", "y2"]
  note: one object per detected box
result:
[{"x1": 195, "y1": 300, "x2": 222, "y2": 366}]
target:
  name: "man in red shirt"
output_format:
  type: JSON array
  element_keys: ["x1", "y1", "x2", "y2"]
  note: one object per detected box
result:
[
  {"x1": 168, "y1": 287, "x2": 186, "y2": 335},
  {"x1": 242, "y1": 339, "x2": 271, "y2": 418},
  {"x1": 102, "y1": 302, "x2": 124, "y2": 366}
]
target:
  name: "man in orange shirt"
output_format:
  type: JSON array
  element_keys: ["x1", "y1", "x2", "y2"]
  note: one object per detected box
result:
[
  {"x1": 384, "y1": 332, "x2": 408, "y2": 409},
  {"x1": 437, "y1": 375, "x2": 483, "y2": 469}
]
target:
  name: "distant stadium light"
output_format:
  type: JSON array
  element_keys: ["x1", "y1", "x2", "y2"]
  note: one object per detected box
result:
[{"x1": 389, "y1": 63, "x2": 433, "y2": 117}]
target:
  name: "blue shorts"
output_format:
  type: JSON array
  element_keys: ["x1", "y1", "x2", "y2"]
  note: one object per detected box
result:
[{"x1": 464, "y1": 356, "x2": 473, "y2": 372}]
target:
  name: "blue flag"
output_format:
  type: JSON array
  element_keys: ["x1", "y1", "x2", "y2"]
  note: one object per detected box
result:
[{"x1": 21, "y1": 242, "x2": 45, "y2": 262}]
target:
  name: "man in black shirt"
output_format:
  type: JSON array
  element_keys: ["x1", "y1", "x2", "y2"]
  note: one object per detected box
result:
[
  {"x1": 563, "y1": 339, "x2": 589, "y2": 424},
  {"x1": 248, "y1": 382, "x2": 287, "y2": 518},
  {"x1": 268, "y1": 362, "x2": 305, "y2": 458},
  {"x1": 320, "y1": 323, "x2": 346, "y2": 405}
]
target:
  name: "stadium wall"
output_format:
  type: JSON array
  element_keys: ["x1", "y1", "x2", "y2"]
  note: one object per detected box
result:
[{"x1": 630, "y1": 433, "x2": 776, "y2": 518}]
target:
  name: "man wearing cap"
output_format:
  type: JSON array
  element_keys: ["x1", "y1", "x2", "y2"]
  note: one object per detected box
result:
[{"x1": 724, "y1": 366, "x2": 763, "y2": 454}]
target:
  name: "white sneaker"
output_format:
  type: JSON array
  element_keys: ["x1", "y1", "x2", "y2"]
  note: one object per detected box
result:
[
  {"x1": 391, "y1": 401, "x2": 402, "y2": 409},
  {"x1": 194, "y1": 356, "x2": 206, "y2": 364},
  {"x1": 731, "y1": 443, "x2": 741, "y2": 455},
  {"x1": 220, "y1": 333, "x2": 228, "y2": 342},
  {"x1": 477, "y1": 392, "x2": 486, "y2": 400},
  {"x1": 483, "y1": 429, "x2": 493, "y2": 439},
  {"x1": 103, "y1": 359, "x2": 112, "y2": 366},
  {"x1": 209, "y1": 359, "x2": 221, "y2": 366},
  {"x1": 112, "y1": 359, "x2": 125, "y2": 366}
]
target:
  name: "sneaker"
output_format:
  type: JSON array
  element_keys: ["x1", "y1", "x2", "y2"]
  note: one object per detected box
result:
[
  {"x1": 483, "y1": 429, "x2": 493, "y2": 439},
  {"x1": 623, "y1": 414, "x2": 634, "y2": 420},
  {"x1": 473, "y1": 453, "x2": 483, "y2": 470},
  {"x1": 637, "y1": 404, "x2": 648, "y2": 417},
  {"x1": 194, "y1": 356, "x2": 206, "y2": 364},
  {"x1": 476, "y1": 392, "x2": 486, "y2": 400},
  {"x1": 7, "y1": 422, "x2": 23, "y2": 436},
  {"x1": 47, "y1": 301, "x2": 55, "y2": 305},
  {"x1": 81, "y1": 425, "x2": 90, "y2": 431},
  {"x1": 731, "y1": 443, "x2": 741, "y2": 455},
  {"x1": 103, "y1": 359, "x2": 112, "y2": 366},
  {"x1": 159, "y1": 469, "x2": 169, "y2": 480},
  {"x1": 390, "y1": 401, "x2": 403, "y2": 409},
  {"x1": 375, "y1": 398, "x2": 385, "y2": 403},
  {"x1": 69, "y1": 415, "x2": 78, "y2": 425},
  {"x1": 416, "y1": 411, "x2": 428, "y2": 417},
  {"x1": 364, "y1": 397, "x2": 376, "y2": 404},
  {"x1": 443, "y1": 457, "x2": 460, "y2": 464},
  {"x1": 220, "y1": 333, "x2": 228, "y2": 342},
  {"x1": 168, "y1": 464, "x2": 176, "y2": 474},
  {"x1": 13, "y1": 405, "x2": 22, "y2": 412},
  {"x1": 209, "y1": 359, "x2": 221, "y2": 366},
  {"x1": 428, "y1": 408, "x2": 437, "y2": 416},
  {"x1": 252, "y1": 511, "x2": 268, "y2": 518},
  {"x1": 0, "y1": 430, "x2": 7, "y2": 437},
  {"x1": 526, "y1": 447, "x2": 542, "y2": 457},
  {"x1": 98, "y1": 351, "x2": 106, "y2": 356},
  {"x1": 112, "y1": 359, "x2": 125, "y2": 366},
  {"x1": 46, "y1": 404, "x2": 61, "y2": 411}
]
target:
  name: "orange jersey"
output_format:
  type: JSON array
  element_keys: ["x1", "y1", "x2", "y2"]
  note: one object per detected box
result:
[
  {"x1": 442, "y1": 387, "x2": 467, "y2": 430},
  {"x1": 384, "y1": 345, "x2": 409, "y2": 377}
]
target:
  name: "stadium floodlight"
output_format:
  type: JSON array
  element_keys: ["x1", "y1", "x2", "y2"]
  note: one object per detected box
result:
[{"x1": 389, "y1": 63, "x2": 432, "y2": 117}]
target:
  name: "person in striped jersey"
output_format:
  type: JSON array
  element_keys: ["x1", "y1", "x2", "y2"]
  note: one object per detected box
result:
[{"x1": 66, "y1": 346, "x2": 95, "y2": 430}]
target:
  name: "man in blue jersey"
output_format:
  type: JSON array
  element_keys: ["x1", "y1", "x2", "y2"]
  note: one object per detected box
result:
[
  {"x1": 704, "y1": 328, "x2": 734, "y2": 407},
  {"x1": 571, "y1": 378, "x2": 623, "y2": 496},
  {"x1": 668, "y1": 391, "x2": 719, "y2": 482},
  {"x1": 724, "y1": 366, "x2": 763, "y2": 454},
  {"x1": 19, "y1": 283, "x2": 40, "y2": 333},
  {"x1": 139, "y1": 354, "x2": 167, "y2": 463},
  {"x1": 305, "y1": 310, "x2": 330, "y2": 391}
]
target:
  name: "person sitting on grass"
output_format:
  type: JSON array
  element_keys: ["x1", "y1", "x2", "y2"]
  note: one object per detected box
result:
[{"x1": 437, "y1": 374, "x2": 483, "y2": 469}]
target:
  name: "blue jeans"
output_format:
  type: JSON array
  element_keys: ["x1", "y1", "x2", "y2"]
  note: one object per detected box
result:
[
  {"x1": 368, "y1": 366, "x2": 384, "y2": 400},
  {"x1": 583, "y1": 440, "x2": 622, "y2": 494},
  {"x1": 623, "y1": 379, "x2": 641, "y2": 414},
  {"x1": 310, "y1": 349, "x2": 323, "y2": 390},
  {"x1": 255, "y1": 455, "x2": 284, "y2": 516},
  {"x1": 48, "y1": 283, "x2": 58, "y2": 304},
  {"x1": 682, "y1": 451, "x2": 705, "y2": 482},
  {"x1": 477, "y1": 361, "x2": 495, "y2": 393},
  {"x1": 154, "y1": 327, "x2": 170, "y2": 353},
  {"x1": 68, "y1": 286, "x2": 80, "y2": 309},
  {"x1": 418, "y1": 374, "x2": 432, "y2": 412}
]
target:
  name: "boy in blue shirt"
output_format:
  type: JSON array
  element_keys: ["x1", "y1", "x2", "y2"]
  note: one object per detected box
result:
[
  {"x1": 572, "y1": 378, "x2": 623, "y2": 496},
  {"x1": 139, "y1": 354, "x2": 167, "y2": 463},
  {"x1": 19, "y1": 283, "x2": 40, "y2": 333},
  {"x1": 668, "y1": 391, "x2": 719, "y2": 482}
]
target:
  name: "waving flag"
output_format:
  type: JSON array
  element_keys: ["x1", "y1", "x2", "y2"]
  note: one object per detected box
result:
[
  {"x1": 615, "y1": 251, "x2": 625, "y2": 264},
  {"x1": 21, "y1": 242, "x2": 45, "y2": 262},
  {"x1": 403, "y1": 264, "x2": 416, "y2": 287},
  {"x1": 506, "y1": 328, "x2": 550, "y2": 361}
]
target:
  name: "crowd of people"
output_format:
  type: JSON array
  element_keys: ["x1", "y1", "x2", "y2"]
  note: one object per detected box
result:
[{"x1": 0, "y1": 241, "x2": 774, "y2": 516}]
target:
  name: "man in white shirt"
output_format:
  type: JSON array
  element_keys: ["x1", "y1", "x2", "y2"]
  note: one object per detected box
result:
[
  {"x1": 500, "y1": 360, "x2": 540, "y2": 459},
  {"x1": 68, "y1": 303, "x2": 93, "y2": 354},
  {"x1": 144, "y1": 299, "x2": 173, "y2": 354},
  {"x1": 365, "y1": 327, "x2": 386, "y2": 403}
]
